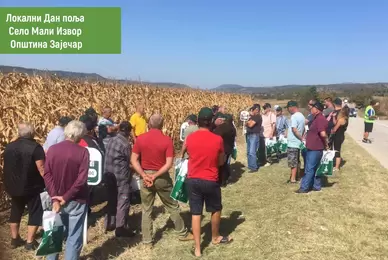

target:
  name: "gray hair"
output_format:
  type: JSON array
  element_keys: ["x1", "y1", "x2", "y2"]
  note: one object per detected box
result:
[
  {"x1": 149, "y1": 114, "x2": 164, "y2": 129},
  {"x1": 18, "y1": 122, "x2": 35, "y2": 138},
  {"x1": 64, "y1": 120, "x2": 87, "y2": 142}
]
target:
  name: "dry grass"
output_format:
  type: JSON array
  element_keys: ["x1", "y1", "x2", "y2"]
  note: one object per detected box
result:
[
  {"x1": 0, "y1": 73, "x2": 253, "y2": 210},
  {"x1": 1, "y1": 133, "x2": 388, "y2": 260}
]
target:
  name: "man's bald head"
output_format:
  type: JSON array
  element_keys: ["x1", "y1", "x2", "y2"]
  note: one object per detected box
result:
[{"x1": 149, "y1": 114, "x2": 164, "y2": 129}]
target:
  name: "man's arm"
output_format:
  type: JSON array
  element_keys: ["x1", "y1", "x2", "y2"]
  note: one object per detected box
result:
[
  {"x1": 152, "y1": 139, "x2": 175, "y2": 179},
  {"x1": 270, "y1": 114, "x2": 276, "y2": 138},
  {"x1": 43, "y1": 152, "x2": 58, "y2": 198},
  {"x1": 179, "y1": 140, "x2": 187, "y2": 158},
  {"x1": 246, "y1": 116, "x2": 257, "y2": 128},
  {"x1": 152, "y1": 157, "x2": 173, "y2": 179},
  {"x1": 130, "y1": 152, "x2": 148, "y2": 180},
  {"x1": 292, "y1": 127, "x2": 303, "y2": 141},
  {"x1": 129, "y1": 116, "x2": 137, "y2": 142},
  {"x1": 319, "y1": 131, "x2": 329, "y2": 149},
  {"x1": 62, "y1": 149, "x2": 90, "y2": 203},
  {"x1": 33, "y1": 146, "x2": 45, "y2": 177},
  {"x1": 217, "y1": 138, "x2": 225, "y2": 166},
  {"x1": 367, "y1": 109, "x2": 377, "y2": 120}
]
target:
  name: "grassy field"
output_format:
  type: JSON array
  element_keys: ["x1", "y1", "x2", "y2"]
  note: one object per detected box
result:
[{"x1": 1, "y1": 131, "x2": 388, "y2": 260}]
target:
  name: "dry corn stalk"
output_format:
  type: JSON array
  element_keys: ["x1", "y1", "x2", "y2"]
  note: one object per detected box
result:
[{"x1": 0, "y1": 73, "x2": 253, "y2": 210}]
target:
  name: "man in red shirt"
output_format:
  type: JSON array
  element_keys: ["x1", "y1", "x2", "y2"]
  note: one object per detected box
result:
[
  {"x1": 297, "y1": 100, "x2": 329, "y2": 193},
  {"x1": 130, "y1": 114, "x2": 193, "y2": 246},
  {"x1": 181, "y1": 107, "x2": 233, "y2": 257}
]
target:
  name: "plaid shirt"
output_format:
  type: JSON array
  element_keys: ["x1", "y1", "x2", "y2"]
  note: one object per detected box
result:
[
  {"x1": 104, "y1": 133, "x2": 131, "y2": 184},
  {"x1": 276, "y1": 115, "x2": 289, "y2": 137}
]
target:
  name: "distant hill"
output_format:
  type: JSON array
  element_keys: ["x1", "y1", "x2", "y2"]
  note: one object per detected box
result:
[
  {"x1": 0, "y1": 65, "x2": 190, "y2": 89},
  {"x1": 214, "y1": 82, "x2": 388, "y2": 98}
]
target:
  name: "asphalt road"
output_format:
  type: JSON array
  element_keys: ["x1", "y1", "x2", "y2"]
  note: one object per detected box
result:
[{"x1": 346, "y1": 116, "x2": 388, "y2": 169}]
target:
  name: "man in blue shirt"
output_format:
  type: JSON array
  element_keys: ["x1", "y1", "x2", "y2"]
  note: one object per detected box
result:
[
  {"x1": 286, "y1": 101, "x2": 305, "y2": 183},
  {"x1": 43, "y1": 116, "x2": 72, "y2": 152}
]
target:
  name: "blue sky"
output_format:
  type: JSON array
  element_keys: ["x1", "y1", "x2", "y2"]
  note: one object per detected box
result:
[{"x1": 1, "y1": 0, "x2": 388, "y2": 88}]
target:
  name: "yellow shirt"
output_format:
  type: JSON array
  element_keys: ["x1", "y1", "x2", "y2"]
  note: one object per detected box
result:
[{"x1": 130, "y1": 112, "x2": 147, "y2": 137}]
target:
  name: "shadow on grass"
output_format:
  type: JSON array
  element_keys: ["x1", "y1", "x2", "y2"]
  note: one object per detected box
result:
[
  {"x1": 322, "y1": 176, "x2": 337, "y2": 188},
  {"x1": 82, "y1": 212, "x2": 143, "y2": 260},
  {"x1": 81, "y1": 235, "x2": 142, "y2": 260},
  {"x1": 200, "y1": 211, "x2": 245, "y2": 251},
  {"x1": 153, "y1": 210, "x2": 194, "y2": 245},
  {"x1": 228, "y1": 162, "x2": 245, "y2": 184},
  {"x1": 340, "y1": 160, "x2": 347, "y2": 168}
]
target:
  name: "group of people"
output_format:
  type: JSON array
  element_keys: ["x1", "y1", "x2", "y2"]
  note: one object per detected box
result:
[
  {"x1": 3, "y1": 102, "x2": 235, "y2": 259},
  {"x1": 244, "y1": 97, "x2": 353, "y2": 193}
]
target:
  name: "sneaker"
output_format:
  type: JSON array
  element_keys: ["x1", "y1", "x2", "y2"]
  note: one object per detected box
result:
[
  {"x1": 179, "y1": 232, "x2": 194, "y2": 241},
  {"x1": 10, "y1": 237, "x2": 25, "y2": 249},
  {"x1": 263, "y1": 163, "x2": 271, "y2": 167},
  {"x1": 295, "y1": 189, "x2": 309, "y2": 194},
  {"x1": 115, "y1": 227, "x2": 136, "y2": 238},
  {"x1": 25, "y1": 240, "x2": 39, "y2": 251},
  {"x1": 248, "y1": 169, "x2": 258, "y2": 173}
]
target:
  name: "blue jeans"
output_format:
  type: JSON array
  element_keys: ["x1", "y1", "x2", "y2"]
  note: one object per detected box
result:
[
  {"x1": 300, "y1": 150, "x2": 323, "y2": 191},
  {"x1": 47, "y1": 201, "x2": 87, "y2": 260},
  {"x1": 246, "y1": 133, "x2": 260, "y2": 171}
]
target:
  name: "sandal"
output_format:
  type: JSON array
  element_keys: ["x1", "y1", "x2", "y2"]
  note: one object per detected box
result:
[{"x1": 212, "y1": 236, "x2": 233, "y2": 245}]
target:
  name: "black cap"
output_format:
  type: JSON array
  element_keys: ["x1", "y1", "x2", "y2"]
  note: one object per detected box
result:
[
  {"x1": 312, "y1": 101, "x2": 324, "y2": 111},
  {"x1": 275, "y1": 106, "x2": 282, "y2": 112},
  {"x1": 59, "y1": 116, "x2": 72, "y2": 126}
]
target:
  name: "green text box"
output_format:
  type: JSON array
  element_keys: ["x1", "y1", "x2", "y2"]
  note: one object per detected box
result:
[{"x1": 0, "y1": 7, "x2": 121, "y2": 54}]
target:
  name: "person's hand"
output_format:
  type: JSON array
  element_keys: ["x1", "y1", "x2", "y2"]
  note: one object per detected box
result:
[
  {"x1": 142, "y1": 174, "x2": 153, "y2": 187},
  {"x1": 52, "y1": 196, "x2": 66, "y2": 206},
  {"x1": 325, "y1": 145, "x2": 330, "y2": 150},
  {"x1": 52, "y1": 201, "x2": 61, "y2": 213}
]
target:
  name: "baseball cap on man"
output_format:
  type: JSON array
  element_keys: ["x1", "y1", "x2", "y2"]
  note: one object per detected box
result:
[
  {"x1": 59, "y1": 116, "x2": 72, "y2": 126},
  {"x1": 186, "y1": 114, "x2": 198, "y2": 123},
  {"x1": 198, "y1": 107, "x2": 214, "y2": 120},
  {"x1": 275, "y1": 106, "x2": 282, "y2": 112},
  {"x1": 311, "y1": 101, "x2": 324, "y2": 111},
  {"x1": 285, "y1": 101, "x2": 298, "y2": 108}
]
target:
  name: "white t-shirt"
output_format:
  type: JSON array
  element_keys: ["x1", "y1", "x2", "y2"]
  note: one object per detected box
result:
[{"x1": 180, "y1": 122, "x2": 189, "y2": 142}]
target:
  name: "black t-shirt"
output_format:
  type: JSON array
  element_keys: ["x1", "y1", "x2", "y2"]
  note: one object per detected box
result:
[
  {"x1": 246, "y1": 114, "x2": 262, "y2": 134},
  {"x1": 33, "y1": 145, "x2": 45, "y2": 161},
  {"x1": 327, "y1": 109, "x2": 341, "y2": 134},
  {"x1": 213, "y1": 122, "x2": 236, "y2": 154},
  {"x1": 27, "y1": 145, "x2": 46, "y2": 192}
]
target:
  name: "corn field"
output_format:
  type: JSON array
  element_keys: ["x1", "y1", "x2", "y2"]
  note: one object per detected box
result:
[{"x1": 0, "y1": 73, "x2": 253, "y2": 210}]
